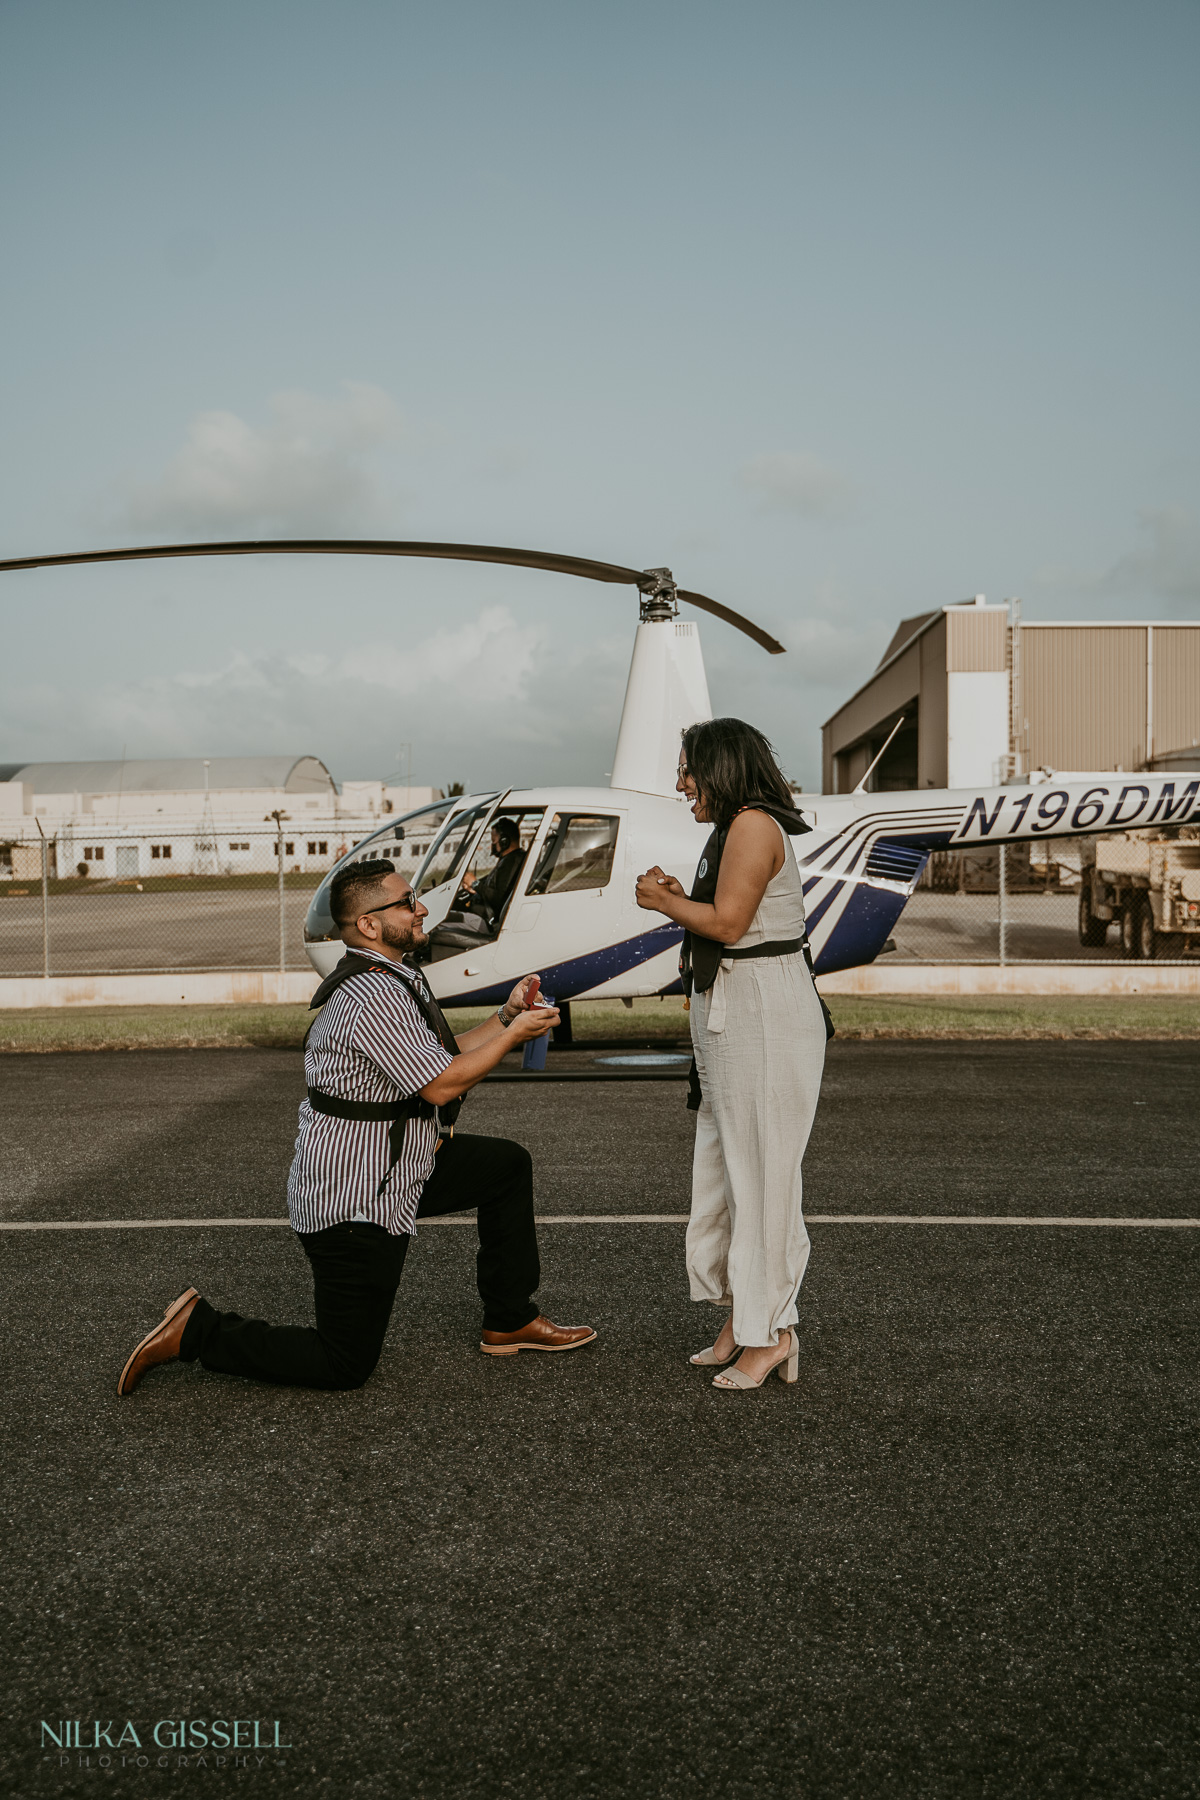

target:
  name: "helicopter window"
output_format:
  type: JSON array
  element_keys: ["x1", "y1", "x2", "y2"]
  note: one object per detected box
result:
[
  {"x1": 415, "y1": 801, "x2": 495, "y2": 896},
  {"x1": 527, "y1": 814, "x2": 620, "y2": 895}
]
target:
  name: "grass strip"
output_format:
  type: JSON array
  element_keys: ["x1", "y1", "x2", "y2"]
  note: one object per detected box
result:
[
  {"x1": 825, "y1": 993, "x2": 1200, "y2": 1038},
  {"x1": 0, "y1": 998, "x2": 690, "y2": 1053},
  {"x1": 0, "y1": 1004, "x2": 318, "y2": 1052},
  {"x1": 1, "y1": 993, "x2": 1200, "y2": 1052}
]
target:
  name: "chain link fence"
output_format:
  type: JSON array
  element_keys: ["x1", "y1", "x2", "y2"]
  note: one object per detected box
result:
[
  {"x1": 890, "y1": 835, "x2": 1200, "y2": 963},
  {"x1": 2, "y1": 826, "x2": 1196, "y2": 978},
  {"x1": 0, "y1": 828, "x2": 326, "y2": 977},
  {"x1": 888, "y1": 841, "x2": 1082, "y2": 965}
]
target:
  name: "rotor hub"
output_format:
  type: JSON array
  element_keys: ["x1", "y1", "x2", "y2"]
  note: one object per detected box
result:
[{"x1": 638, "y1": 567, "x2": 679, "y2": 622}]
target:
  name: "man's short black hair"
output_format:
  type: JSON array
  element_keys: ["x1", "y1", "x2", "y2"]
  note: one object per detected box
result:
[
  {"x1": 329, "y1": 858, "x2": 397, "y2": 929},
  {"x1": 492, "y1": 816, "x2": 520, "y2": 848}
]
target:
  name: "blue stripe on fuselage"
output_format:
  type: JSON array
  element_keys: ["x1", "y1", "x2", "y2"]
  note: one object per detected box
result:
[
  {"x1": 438, "y1": 922, "x2": 684, "y2": 1009},
  {"x1": 813, "y1": 881, "x2": 910, "y2": 975}
]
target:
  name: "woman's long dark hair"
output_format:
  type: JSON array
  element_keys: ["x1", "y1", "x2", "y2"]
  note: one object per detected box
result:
[{"x1": 680, "y1": 717, "x2": 799, "y2": 833}]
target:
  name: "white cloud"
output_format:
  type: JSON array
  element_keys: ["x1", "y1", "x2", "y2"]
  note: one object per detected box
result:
[
  {"x1": 127, "y1": 604, "x2": 544, "y2": 739},
  {"x1": 738, "y1": 451, "x2": 854, "y2": 519},
  {"x1": 340, "y1": 605, "x2": 543, "y2": 706},
  {"x1": 126, "y1": 382, "x2": 402, "y2": 535},
  {"x1": 0, "y1": 606, "x2": 630, "y2": 788}
]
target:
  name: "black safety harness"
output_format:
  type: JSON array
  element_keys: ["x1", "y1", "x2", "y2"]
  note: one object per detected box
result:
[
  {"x1": 303, "y1": 953, "x2": 463, "y2": 1196},
  {"x1": 680, "y1": 802, "x2": 834, "y2": 1110}
]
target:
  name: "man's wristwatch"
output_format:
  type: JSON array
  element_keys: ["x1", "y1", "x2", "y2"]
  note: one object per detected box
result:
[{"x1": 497, "y1": 1003, "x2": 516, "y2": 1027}]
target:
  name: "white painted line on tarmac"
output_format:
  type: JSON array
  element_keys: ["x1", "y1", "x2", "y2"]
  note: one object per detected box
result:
[
  {"x1": 2, "y1": 1214, "x2": 1200, "y2": 1231},
  {"x1": 810, "y1": 1214, "x2": 1200, "y2": 1228},
  {"x1": 0, "y1": 1218, "x2": 296, "y2": 1230}
]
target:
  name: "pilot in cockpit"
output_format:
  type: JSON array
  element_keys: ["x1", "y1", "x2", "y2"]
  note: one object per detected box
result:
[{"x1": 460, "y1": 816, "x2": 525, "y2": 929}]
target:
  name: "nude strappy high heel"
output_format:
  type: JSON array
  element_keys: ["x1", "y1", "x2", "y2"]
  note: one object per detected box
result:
[
  {"x1": 689, "y1": 1342, "x2": 738, "y2": 1367},
  {"x1": 712, "y1": 1329, "x2": 798, "y2": 1390}
]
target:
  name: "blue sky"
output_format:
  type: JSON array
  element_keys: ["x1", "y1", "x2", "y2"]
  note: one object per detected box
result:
[{"x1": 1, "y1": 0, "x2": 1197, "y2": 790}]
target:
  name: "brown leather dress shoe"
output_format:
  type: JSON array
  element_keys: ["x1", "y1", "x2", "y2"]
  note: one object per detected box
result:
[
  {"x1": 480, "y1": 1315, "x2": 597, "y2": 1357},
  {"x1": 117, "y1": 1287, "x2": 201, "y2": 1395}
]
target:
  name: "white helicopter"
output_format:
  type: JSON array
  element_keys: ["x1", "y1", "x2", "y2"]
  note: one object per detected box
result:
[{"x1": 4, "y1": 537, "x2": 1198, "y2": 1002}]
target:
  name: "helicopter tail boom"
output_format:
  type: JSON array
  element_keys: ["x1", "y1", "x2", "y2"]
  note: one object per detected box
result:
[{"x1": 801, "y1": 771, "x2": 1200, "y2": 974}]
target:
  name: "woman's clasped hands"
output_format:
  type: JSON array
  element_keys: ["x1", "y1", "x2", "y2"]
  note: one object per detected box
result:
[{"x1": 635, "y1": 866, "x2": 686, "y2": 916}]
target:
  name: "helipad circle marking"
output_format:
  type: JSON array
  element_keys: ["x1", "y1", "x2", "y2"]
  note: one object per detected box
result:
[{"x1": 594, "y1": 1052, "x2": 693, "y2": 1067}]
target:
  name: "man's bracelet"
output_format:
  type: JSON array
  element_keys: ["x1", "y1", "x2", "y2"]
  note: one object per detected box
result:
[{"x1": 497, "y1": 1003, "x2": 515, "y2": 1027}]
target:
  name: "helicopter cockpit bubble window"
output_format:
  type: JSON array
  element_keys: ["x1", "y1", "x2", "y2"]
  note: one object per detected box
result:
[
  {"x1": 358, "y1": 798, "x2": 458, "y2": 867},
  {"x1": 414, "y1": 800, "x2": 496, "y2": 898},
  {"x1": 302, "y1": 797, "x2": 458, "y2": 944},
  {"x1": 527, "y1": 814, "x2": 621, "y2": 896}
]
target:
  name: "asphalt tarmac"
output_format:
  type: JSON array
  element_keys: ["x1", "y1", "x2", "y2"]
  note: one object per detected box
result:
[{"x1": 2, "y1": 1042, "x2": 1198, "y2": 1797}]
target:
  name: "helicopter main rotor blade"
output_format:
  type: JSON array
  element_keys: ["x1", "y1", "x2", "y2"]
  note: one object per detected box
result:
[
  {"x1": 676, "y1": 588, "x2": 785, "y2": 655},
  {"x1": 0, "y1": 537, "x2": 786, "y2": 654}
]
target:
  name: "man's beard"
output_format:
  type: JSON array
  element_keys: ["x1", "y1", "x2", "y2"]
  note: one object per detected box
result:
[{"x1": 379, "y1": 915, "x2": 426, "y2": 954}]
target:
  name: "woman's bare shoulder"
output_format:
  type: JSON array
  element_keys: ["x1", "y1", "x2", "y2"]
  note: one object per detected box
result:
[
  {"x1": 724, "y1": 808, "x2": 785, "y2": 866},
  {"x1": 726, "y1": 807, "x2": 783, "y2": 843}
]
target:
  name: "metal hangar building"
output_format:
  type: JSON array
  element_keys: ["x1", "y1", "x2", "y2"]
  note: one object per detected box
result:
[{"x1": 821, "y1": 603, "x2": 1200, "y2": 794}]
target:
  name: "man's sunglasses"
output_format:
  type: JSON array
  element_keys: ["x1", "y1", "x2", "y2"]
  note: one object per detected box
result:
[{"x1": 336, "y1": 889, "x2": 420, "y2": 926}]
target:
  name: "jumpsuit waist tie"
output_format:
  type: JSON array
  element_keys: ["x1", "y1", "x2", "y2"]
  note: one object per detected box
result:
[{"x1": 699, "y1": 938, "x2": 805, "y2": 1035}]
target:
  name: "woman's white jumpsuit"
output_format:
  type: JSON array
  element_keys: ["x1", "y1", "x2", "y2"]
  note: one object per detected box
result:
[{"x1": 686, "y1": 818, "x2": 828, "y2": 1347}]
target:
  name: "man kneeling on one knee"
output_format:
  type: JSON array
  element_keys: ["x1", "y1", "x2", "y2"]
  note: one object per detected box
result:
[{"x1": 118, "y1": 857, "x2": 596, "y2": 1394}]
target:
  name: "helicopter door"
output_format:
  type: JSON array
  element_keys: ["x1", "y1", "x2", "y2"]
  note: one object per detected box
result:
[
  {"x1": 424, "y1": 806, "x2": 547, "y2": 964},
  {"x1": 411, "y1": 797, "x2": 503, "y2": 934},
  {"x1": 494, "y1": 811, "x2": 624, "y2": 980}
]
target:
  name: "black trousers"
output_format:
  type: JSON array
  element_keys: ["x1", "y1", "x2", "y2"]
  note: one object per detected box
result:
[{"x1": 178, "y1": 1134, "x2": 540, "y2": 1390}]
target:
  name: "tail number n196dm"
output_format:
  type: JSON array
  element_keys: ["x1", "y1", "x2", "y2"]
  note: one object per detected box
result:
[{"x1": 954, "y1": 781, "x2": 1200, "y2": 843}]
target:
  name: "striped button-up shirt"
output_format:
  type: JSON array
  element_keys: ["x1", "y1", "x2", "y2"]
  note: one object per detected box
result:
[{"x1": 286, "y1": 948, "x2": 455, "y2": 1237}]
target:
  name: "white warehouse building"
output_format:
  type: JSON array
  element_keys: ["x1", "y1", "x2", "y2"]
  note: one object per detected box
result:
[{"x1": 0, "y1": 756, "x2": 439, "y2": 881}]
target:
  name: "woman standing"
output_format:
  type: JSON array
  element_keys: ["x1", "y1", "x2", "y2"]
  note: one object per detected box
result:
[{"x1": 636, "y1": 717, "x2": 829, "y2": 1391}]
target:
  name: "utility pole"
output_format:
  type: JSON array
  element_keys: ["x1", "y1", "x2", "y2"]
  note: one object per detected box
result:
[
  {"x1": 34, "y1": 815, "x2": 50, "y2": 978},
  {"x1": 198, "y1": 758, "x2": 217, "y2": 875},
  {"x1": 270, "y1": 810, "x2": 289, "y2": 974},
  {"x1": 1007, "y1": 596, "x2": 1023, "y2": 779}
]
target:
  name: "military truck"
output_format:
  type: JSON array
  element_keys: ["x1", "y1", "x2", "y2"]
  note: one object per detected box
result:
[{"x1": 1078, "y1": 828, "x2": 1200, "y2": 958}]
